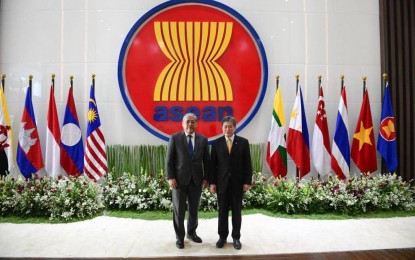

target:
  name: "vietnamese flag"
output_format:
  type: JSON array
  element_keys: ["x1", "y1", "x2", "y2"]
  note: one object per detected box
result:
[{"x1": 351, "y1": 88, "x2": 377, "y2": 174}]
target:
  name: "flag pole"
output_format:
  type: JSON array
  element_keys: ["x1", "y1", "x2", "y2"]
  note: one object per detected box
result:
[
  {"x1": 92, "y1": 74, "x2": 95, "y2": 88},
  {"x1": 340, "y1": 74, "x2": 344, "y2": 91},
  {"x1": 70, "y1": 75, "x2": 73, "y2": 88},
  {"x1": 317, "y1": 75, "x2": 322, "y2": 180},
  {"x1": 381, "y1": 73, "x2": 388, "y2": 173},
  {"x1": 1, "y1": 74, "x2": 5, "y2": 93},
  {"x1": 51, "y1": 73, "x2": 55, "y2": 90},
  {"x1": 295, "y1": 74, "x2": 300, "y2": 179},
  {"x1": 382, "y1": 73, "x2": 387, "y2": 94},
  {"x1": 276, "y1": 74, "x2": 279, "y2": 92},
  {"x1": 29, "y1": 75, "x2": 33, "y2": 98},
  {"x1": 362, "y1": 76, "x2": 367, "y2": 96}
]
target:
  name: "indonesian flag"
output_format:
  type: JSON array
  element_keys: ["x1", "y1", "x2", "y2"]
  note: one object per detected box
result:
[
  {"x1": 351, "y1": 88, "x2": 377, "y2": 174},
  {"x1": 45, "y1": 85, "x2": 61, "y2": 178},
  {"x1": 311, "y1": 86, "x2": 331, "y2": 176},
  {"x1": 266, "y1": 86, "x2": 287, "y2": 178},
  {"x1": 84, "y1": 84, "x2": 107, "y2": 181},
  {"x1": 16, "y1": 85, "x2": 44, "y2": 178},
  {"x1": 331, "y1": 87, "x2": 350, "y2": 179},
  {"x1": 287, "y1": 86, "x2": 310, "y2": 178}
]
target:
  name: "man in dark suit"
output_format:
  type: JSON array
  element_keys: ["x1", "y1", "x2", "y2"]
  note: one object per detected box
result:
[
  {"x1": 166, "y1": 113, "x2": 210, "y2": 249},
  {"x1": 209, "y1": 116, "x2": 252, "y2": 250}
]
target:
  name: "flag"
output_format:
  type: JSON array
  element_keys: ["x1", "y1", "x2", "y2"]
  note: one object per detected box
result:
[
  {"x1": 311, "y1": 86, "x2": 331, "y2": 176},
  {"x1": 331, "y1": 87, "x2": 350, "y2": 179},
  {"x1": 286, "y1": 86, "x2": 310, "y2": 178},
  {"x1": 377, "y1": 83, "x2": 398, "y2": 172},
  {"x1": 266, "y1": 86, "x2": 287, "y2": 178},
  {"x1": 0, "y1": 84, "x2": 15, "y2": 175},
  {"x1": 45, "y1": 85, "x2": 61, "y2": 178},
  {"x1": 16, "y1": 85, "x2": 44, "y2": 178},
  {"x1": 351, "y1": 88, "x2": 377, "y2": 174},
  {"x1": 84, "y1": 84, "x2": 107, "y2": 181},
  {"x1": 60, "y1": 86, "x2": 84, "y2": 177}
]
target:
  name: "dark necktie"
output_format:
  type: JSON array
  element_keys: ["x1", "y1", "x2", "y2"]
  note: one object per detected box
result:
[{"x1": 188, "y1": 135, "x2": 194, "y2": 155}]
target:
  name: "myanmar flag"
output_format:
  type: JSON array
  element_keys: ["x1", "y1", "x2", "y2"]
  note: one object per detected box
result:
[{"x1": 266, "y1": 86, "x2": 287, "y2": 178}]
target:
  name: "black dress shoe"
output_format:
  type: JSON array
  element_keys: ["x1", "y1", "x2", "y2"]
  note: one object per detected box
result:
[
  {"x1": 186, "y1": 233, "x2": 202, "y2": 243},
  {"x1": 216, "y1": 238, "x2": 227, "y2": 248},
  {"x1": 233, "y1": 239, "x2": 242, "y2": 250},
  {"x1": 176, "y1": 239, "x2": 184, "y2": 249}
]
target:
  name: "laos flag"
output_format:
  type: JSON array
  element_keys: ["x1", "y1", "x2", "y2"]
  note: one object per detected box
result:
[
  {"x1": 16, "y1": 85, "x2": 44, "y2": 178},
  {"x1": 60, "y1": 86, "x2": 84, "y2": 177}
]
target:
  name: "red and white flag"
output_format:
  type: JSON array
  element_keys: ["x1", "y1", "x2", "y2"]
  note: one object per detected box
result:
[
  {"x1": 84, "y1": 84, "x2": 107, "y2": 181},
  {"x1": 45, "y1": 85, "x2": 61, "y2": 178},
  {"x1": 311, "y1": 86, "x2": 331, "y2": 176}
]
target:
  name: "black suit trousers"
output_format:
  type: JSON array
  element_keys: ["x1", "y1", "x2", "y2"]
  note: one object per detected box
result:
[
  {"x1": 217, "y1": 180, "x2": 243, "y2": 240},
  {"x1": 172, "y1": 180, "x2": 202, "y2": 240}
]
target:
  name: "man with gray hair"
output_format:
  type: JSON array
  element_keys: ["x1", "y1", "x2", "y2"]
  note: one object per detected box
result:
[{"x1": 166, "y1": 113, "x2": 210, "y2": 249}]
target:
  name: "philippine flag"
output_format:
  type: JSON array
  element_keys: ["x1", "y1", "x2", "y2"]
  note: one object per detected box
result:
[
  {"x1": 16, "y1": 85, "x2": 44, "y2": 178},
  {"x1": 331, "y1": 87, "x2": 350, "y2": 179},
  {"x1": 286, "y1": 86, "x2": 310, "y2": 178},
  {"x1": 60, "y1": 86, "x2": 84, "y2": 177}
]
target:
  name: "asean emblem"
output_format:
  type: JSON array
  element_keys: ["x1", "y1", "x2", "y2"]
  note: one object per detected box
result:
[
  {"x1": 379, "y1": 117, "x2": 396, "y2": 141},
  {"x1": 118, "y1": 0, "x2": 268, "y2": 141}
]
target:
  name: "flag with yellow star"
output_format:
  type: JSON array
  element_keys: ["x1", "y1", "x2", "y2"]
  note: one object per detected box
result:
[
  {"x1": 84, "y1": 84, "x2": 107, "y2": 181},
  {"x1": 351, "y1": 88, "x2": 377, "y2": 174},
  {"x1": 287, "y1": 85, "x2": 310, "y2": 178}
]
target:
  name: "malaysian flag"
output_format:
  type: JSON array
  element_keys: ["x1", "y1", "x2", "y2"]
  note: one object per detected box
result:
[{"x1": 84, "y1": 84, "x2": 107, "y2": 181}]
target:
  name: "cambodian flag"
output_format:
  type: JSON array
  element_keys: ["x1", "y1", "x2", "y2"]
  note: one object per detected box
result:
[
  {"x1": 16, "y1": 85, "x2": 44, "y2": 178},
  {"x1": 60, "y1": 86, "x2": 84, "y2": 177},
  {"x1": 377, "y1": 83, "x2": 398, "y2": 172},
  {"x1": 331, "y1": 87, "x2": 350, "y2": 179}
]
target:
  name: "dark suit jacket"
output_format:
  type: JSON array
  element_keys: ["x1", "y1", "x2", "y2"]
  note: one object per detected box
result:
[
  {"x1": 209, "y1": 135, "x2": 252, "y2": 195},
  {"x1": 166, "y1": 131, "x2": 209, "y2": 186}
]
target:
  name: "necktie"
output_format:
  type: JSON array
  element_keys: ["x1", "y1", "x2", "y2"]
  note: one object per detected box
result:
[
  {"x1": 227, "y1": 138, "x2": 232, "y2": 153},
  {"x1": 188, "y1": 135, "x2": 194, "y2": 154}
]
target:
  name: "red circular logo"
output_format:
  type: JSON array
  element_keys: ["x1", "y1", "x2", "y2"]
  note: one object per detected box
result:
[
  {"x1": 118, "y1": 0, "x2": 268, "y2": 141},
  {"x1": 379, "y1": 117, "x2": 396, "y2": 141}
]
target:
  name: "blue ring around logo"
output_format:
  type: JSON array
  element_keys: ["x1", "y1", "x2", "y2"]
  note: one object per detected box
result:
[{"x1": 118, "y1": 0, "x2": 268, "y2": 143}]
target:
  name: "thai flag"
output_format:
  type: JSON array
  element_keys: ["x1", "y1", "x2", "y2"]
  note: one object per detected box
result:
[
  {"x1": 60, "y1": 86, "x2": 84, "y2": 177},
  {"x1": 16, "y1": 85, "x2": 44, "y2": 178},
  {"x1": 84, "y1": 85, "x2": 107, "y2": 181},
  {"x1": 331, "y1": 87, "x2": 350, "y2": 179}
]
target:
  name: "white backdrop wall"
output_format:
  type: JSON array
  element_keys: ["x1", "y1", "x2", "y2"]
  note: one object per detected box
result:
[{"x1": 0, "y1": 0, "x2": 381, "y2": 179}]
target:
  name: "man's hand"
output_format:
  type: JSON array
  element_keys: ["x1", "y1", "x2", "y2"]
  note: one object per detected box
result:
[
  {"x1": 202, "y1": 180, "x2": 209, "y2": 189},
  {"x1": 243, "y1": 184, "x2": 251, "y2": 192},
  {"x1": 168, "y1": 178, "x2": 177, "y2": 189},
  {"x1": 210, "y1": 184, "x2": 217, "y2": 193}
]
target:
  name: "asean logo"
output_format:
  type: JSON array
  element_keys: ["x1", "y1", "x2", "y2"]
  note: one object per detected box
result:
[
  {"x1": 118, "y1": 0, "x2": 268, "y2": 141},
  {"x1": 379, "y1": 117, "x2": 396, "y2": 141}
]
